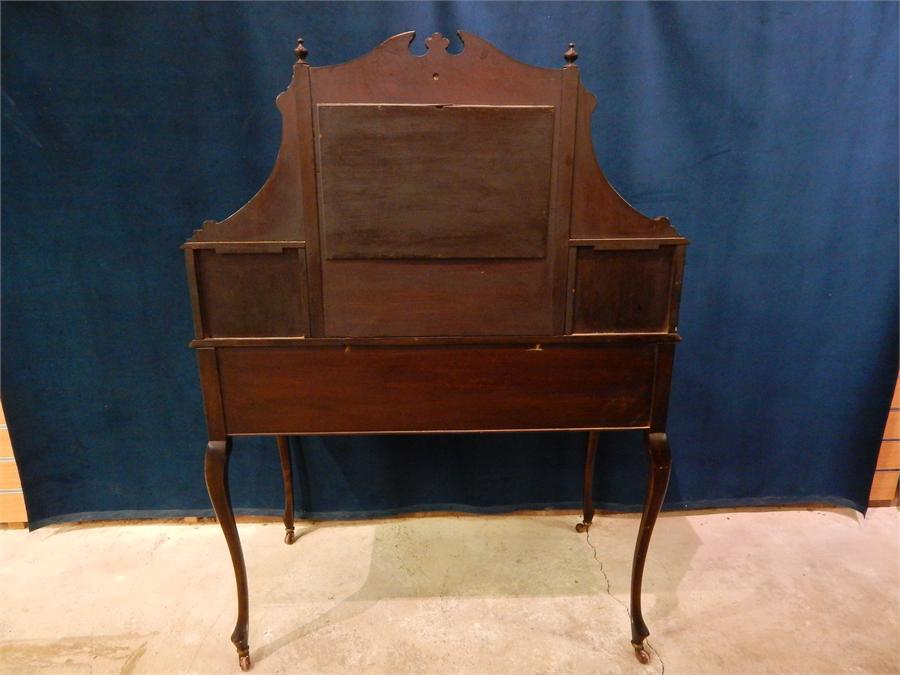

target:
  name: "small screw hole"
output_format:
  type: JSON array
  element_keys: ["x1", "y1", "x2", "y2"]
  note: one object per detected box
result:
[{"x1": 432, "y1": 72, "x2": 439, "y2": 80}]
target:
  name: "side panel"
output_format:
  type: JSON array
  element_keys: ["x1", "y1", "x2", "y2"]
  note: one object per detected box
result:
[
  {"x1": 194, "y1": 248, "x2": 309, "y2": 337},
  {"x1": 216, "y1": 344, "x2": 657, "y2": 434},
  {"x1": 196, "y1": 348, "x2": 226, "y2": 439},
  {"x1": 572, "y1": 247, "x2": 676, "y2": 333}
]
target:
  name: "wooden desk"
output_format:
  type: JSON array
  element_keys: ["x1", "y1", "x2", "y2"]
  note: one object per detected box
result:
[{"x1": 184, "y1": 31, "x2": 687, "y2": 671}]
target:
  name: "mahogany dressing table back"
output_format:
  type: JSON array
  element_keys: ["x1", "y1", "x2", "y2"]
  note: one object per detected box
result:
[{"x1": 184, "y1": 31, "x2": 687, "y2": 671}]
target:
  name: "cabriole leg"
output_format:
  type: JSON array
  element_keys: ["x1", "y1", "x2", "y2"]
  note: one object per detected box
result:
[
  {"x1": 205, "y1": 439, "x2": 251, "y2": 671},
  {"x1": 575, "y1": 431, "x2": 599, "y2": 533},
  {"x1": 276, "y1": 436, "x2": 295, "y2": 544},
  {"x1": 630, "y1": 431, "x2": 671, "y2": 664}
]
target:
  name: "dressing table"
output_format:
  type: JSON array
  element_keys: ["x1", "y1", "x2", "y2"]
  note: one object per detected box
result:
[{"x1": 184, "y1": 31, "x2": 687, "y2": 670}]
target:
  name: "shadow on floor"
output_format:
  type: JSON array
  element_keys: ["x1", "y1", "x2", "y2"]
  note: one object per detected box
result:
[{"x1": 252, "y1": 513, "x2": 702, "y2": 666}]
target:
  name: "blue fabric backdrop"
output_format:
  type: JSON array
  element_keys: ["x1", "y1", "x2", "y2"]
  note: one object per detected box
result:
[{"x1": 2, "y1": 2, "x2": 897, "y2": 528}]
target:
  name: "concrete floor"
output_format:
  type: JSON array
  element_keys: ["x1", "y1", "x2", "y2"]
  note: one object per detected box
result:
[{"x1": 0, "y1": 508, "x2": 898, "y2": 675}]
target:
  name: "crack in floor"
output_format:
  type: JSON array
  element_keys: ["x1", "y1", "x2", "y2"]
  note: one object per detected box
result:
[{"x1": 585, "y1": 528, "x2": 666, "y2": 675}]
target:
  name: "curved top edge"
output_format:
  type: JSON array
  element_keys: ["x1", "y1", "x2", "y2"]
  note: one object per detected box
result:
[
  {"x1": 306, "y1": 30, "x2": 414, "y2": 71},
  {"x1": 456, "y1": 30, "x2": 563, "y2": 72},
  {"x1": 308, "y1": 29, "x2": 565, "y2": 73},
  {"x1": 572, "y1": 85, "x2": 681, "y2": 237}
]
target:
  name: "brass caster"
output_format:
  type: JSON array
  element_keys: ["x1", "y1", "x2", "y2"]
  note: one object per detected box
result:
[
  {"x1": 238, "y1": 652, "x2": 252, "y2": 671},
  {"x1": 575, "y1": 521, "x2": 591, "y2": 533},
  {"x1": 631, "y1": 642, "x2": 650, "y2": 665},
  {"x1": 284, "y1": 529, "x2": 295, "y2": 545}
]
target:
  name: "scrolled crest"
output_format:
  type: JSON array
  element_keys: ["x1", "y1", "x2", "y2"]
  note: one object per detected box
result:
[{"x1": 424, "y1": 32, "x2": 451, "y2": 54}]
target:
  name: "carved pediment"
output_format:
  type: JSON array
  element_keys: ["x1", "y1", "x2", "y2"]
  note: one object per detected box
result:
[{"x1": 186, "y1": 30, "x2": 681, "y2": 245}]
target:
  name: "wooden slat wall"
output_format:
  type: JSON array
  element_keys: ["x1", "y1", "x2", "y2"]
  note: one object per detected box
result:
[
  {"x1": 0, "y1": 402, "x2": 28, "y2": 525},
  {"x1": 869, "y1": 375, "x2": 900, "y2": 505}
]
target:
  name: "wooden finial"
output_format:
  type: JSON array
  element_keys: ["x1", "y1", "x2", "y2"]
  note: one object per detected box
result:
[
  {"x1": 294, "y1": 37, "x2": 308, "y2": 63},
  {"x1": 564, "y1": 42, "x2": 578, "y2": 66}
]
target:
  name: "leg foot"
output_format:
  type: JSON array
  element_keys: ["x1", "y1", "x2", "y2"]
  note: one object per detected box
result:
[
  {"x1": 632, "y1": 642, "x2": 650, "y2": 664},
  {"x1": 205, "y1": 440, "x2": 250, "y2": 670},
  {"x1": 578, "y1": 431, "x2": 599, "y2": 534},
  {"x1": 238, "y1": 651, "x2": 252, "y2": 671},
  {"x1": 276, "y1": 436, "x2": 295, "y2": 546},
  {"x1": 629, "y1": 432, "x2": 671, "y2": 662}
]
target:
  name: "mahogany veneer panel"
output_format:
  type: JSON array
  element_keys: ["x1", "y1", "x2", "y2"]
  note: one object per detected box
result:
[
  {"x1": 196, "y1": 249, "x2": 309, "y2": 337},
  {"x1": 217, "y1": 344, "x2": 656, "y2": 434},
  {"x1": 318, "y1": 104, "x2": 554, "y2": 260},
  {"x1": 323, "y1": 258, "x2": 552, "y2": 337},
  {"x1": 573, "y1": 248, "x2": 675, "y2": 333}
]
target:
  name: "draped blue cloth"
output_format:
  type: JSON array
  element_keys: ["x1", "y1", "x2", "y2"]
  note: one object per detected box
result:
[{"x1": 2, "y1": 2, "x2": 897, "y2": 526}]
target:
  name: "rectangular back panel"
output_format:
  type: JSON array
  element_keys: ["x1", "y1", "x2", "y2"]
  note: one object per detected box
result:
[
  {"x1": 573, "y1": 248, "x2": 675, "y2": 333},
  {"x1": 316, "y1": 103, "x2": 558, "y2": 337},
  {"x1": 196, "y1": 249, "x2": 308, "y2": 337},
  {"x1": 322, "y1": 258, "x2": 552, "y2": 336},
  {"x1": 317, "y1": 104, "x2": 555, "y2": 260},
  {"x1": 217, "y1": 344, "x2": 656, "y2": 434}
]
